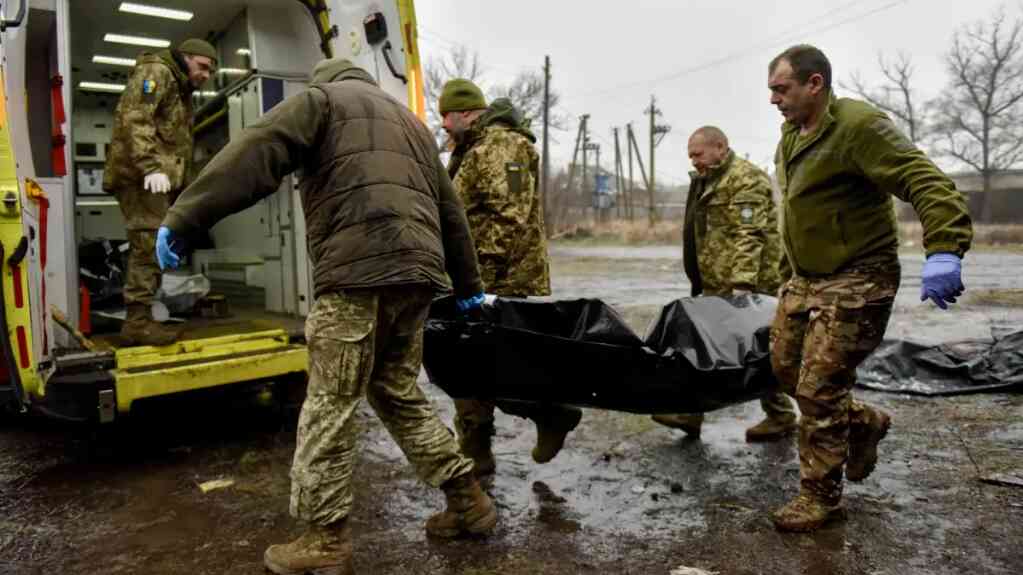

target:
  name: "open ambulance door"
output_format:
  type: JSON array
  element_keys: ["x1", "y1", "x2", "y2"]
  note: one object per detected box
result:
[{"x1": 0, "y1": 0, "x2": 426, "y2": 422}]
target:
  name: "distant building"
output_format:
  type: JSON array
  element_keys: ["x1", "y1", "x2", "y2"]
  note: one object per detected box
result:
[
  {"x1": 950, "y1": 170, "x2": 1023, "y2": 224},
  {"x1": 767, "y1": 167, "x2": 1015, "y2": 224}
]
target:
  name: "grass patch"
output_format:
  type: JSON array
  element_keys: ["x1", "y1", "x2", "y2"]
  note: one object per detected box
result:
[
  {"x1": 965, "y1": 289, "x2": 1023, "y2": 307},
  {"x1": 900, "y1": 223, "x2": 1023, "y2": 252},
  {"x1": 553, "y1": 220, "x2": 682, "y2": 245},
  {"x1": 554, "y1": 221, "x2": 1023, "y2": 252}
]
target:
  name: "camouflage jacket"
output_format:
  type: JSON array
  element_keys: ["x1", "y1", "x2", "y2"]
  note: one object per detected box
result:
[
  {"x1": 683, "y1": 151, "x2": 783, "y2": 296},
  {"x1": 104, "y1": 50, "x2": 194, "y2": 229},
  {"x1": 449, "y1": 99, "x2": 551, "y2": 296}
]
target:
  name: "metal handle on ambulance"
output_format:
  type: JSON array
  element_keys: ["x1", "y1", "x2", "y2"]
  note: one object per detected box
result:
[
  {"x1": 1, "y1": 0, "x2": 27, "y2": 31},
  {"x1": 382, "y1": 41, "x2": 407, "y2": 84}
]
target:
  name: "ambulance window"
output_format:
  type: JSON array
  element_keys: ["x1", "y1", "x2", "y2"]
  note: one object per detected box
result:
[{"x1": 25, "y1": 8, "x2": 59, "y2": 178}]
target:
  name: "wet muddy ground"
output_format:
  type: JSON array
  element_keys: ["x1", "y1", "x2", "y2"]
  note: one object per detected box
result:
[{"x1": 2, "y1": 245, "x2": 1022, "y2": 574}]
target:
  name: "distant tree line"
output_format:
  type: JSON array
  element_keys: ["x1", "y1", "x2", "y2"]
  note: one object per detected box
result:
[{"x1": 842, "y1": 6, "x2": 1023, "y2": 222}]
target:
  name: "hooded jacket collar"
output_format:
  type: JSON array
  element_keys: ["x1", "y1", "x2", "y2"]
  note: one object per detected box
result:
[
  {"x1": 448, "y1": 98, "x2": 534, "y2": 178},
  {"x1": 311, "y1": 60, "x2": 378, "y2": 87}
]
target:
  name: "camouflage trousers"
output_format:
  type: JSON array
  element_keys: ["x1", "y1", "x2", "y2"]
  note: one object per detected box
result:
[
  {"x1": 770, "y1": 261, "x2": 900, "y2": 503},
  {"x1": 290, "y1": 285, "x2": 473, "y2": 525},
  {"x1": 115, "y1": 182, "x2": 173, "y2": 307},
  {"x1": 124, "y1": 229, "x2": 161, "y2": 306}
]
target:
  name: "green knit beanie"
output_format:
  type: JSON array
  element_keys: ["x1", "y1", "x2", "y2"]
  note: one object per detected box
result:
[
  {"x1": 439, "y1": 78, "x2": 486, "y2": 114},
  {"x1": 178, "y1": 38, "x2": 218, "y2": 65}
]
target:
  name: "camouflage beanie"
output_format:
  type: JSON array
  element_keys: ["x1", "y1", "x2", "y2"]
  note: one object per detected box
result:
[
  {"x1": 178, "y1": 38, "x2": 218, "y2": 65},
  {"x1": 439, "y1": 78, "x2": 486, "y2": 114}
]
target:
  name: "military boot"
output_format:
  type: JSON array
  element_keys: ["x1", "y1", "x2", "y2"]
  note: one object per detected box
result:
[
  {"x1": 745, "y1": 414, "x2": 798, "y2": 443},
  {"x1": 425, "y1": 473, "x2": 498, "y2": 538},
  {"x1": 771, "y1": 492, "x2": 846, "y2": 533},
  {"x1": 847, "y1": 407, "x2": 892, "y2": 482},
  {"x1": 531, "y1": 406, "x2": 583, "y2": 463},
  {"x1": 651, "y1": 413, "x2": 704, "y2": 438},
  {"x1": 264, "y1": 520, "x2": 354, "y2": 575},
  {"x1": 120, "y1": 304, "x2": 181, "y2": 346},
  {"x1": 458, "y1": 424, "x2": 496, "y2": 476}
]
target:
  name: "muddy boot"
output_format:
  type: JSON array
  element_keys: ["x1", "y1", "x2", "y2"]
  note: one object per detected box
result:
[
  {"x1": 531, "y1": 406, "x2": 582, "y2": 463},
  {"x1": 745, "y1": 414, "x2": 798, "y2": 443},
  {"x1": 264, "y1": 520, "x2": 354, "y2": 575},
  {"x1": 847, "y1": 407, "x2": 892, "y2": 482},
  {"x1": 120, "y1": 304, "x2": 181, "y2": 346},
  {"x1": 771, "y1": 492, "x2": 847, "y2": 533},
  {"x1": 651, "y1": 413, "x2": 704, "y2": 438},
  {"x1": 459, "y1": 425, "x2": 496, "y2": 476},
  {"x1": 425, "y1": 473, "x2": 498, "y2": 538}
]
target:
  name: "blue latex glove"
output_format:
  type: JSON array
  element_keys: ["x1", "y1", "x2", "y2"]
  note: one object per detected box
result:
[
  {"x1": 156, "y1": 226, "x2": 181, "y2": 270},
  {"x1": 455, "y1": 292, "x2": 485, "y2": 313},
  {"x1": 920, "y1": 252, "x2": 964, "y2": 310}
]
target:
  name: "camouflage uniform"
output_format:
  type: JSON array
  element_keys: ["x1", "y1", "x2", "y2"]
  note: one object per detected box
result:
[
  {"x1": 674, "y1": 150, "x2": 795, "y2": 425},
  {"x1": 447, "y1": 99, "x2": 579, "y2": 463},
  {"x1": 449, "y1": 99, "x2": 551, "y2": 296},
  {"x1": 164, "y1": 60, "x2": 490, "y2": 544},
  {"x1": 683, "y1": 151, "x2": 784, "y2": 296},
  {"x1": 770, "y1": 258, "x2": 898, "y2": 504},
  {"x1": 772, "y1": 93, "x2": 971, "y2": 526},
  {"x1": 104, "y1": 50, "x2": 195, "y2": 307},
  {"x1": 292, "y1": 286, "x2": 473, "y2": 524}
]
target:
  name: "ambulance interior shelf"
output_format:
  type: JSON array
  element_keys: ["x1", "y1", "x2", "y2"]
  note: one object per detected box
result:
[{"x1": 193, "y1": 70, "x2": 309, "y2": 137}]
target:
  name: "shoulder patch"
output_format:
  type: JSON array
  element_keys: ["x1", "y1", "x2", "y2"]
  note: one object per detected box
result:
[
  {"x1": 141, "y1": 79, "x2": 159, "y2": 103},
  {"x1": 505, "y1": 162, "x2": 524, "y2": 194}
]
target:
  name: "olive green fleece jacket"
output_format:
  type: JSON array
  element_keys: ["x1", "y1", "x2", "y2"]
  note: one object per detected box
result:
[
  {"x1": 163, "y1": 65, "x2": 483, "y2": 299},
  {"x1": 775, "y1": 94, "x2": 972, "y2": 276}
]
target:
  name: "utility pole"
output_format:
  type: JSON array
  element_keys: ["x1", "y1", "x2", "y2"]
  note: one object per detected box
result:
[
  {"x1": 627, "y1": 123, "x2": 634, "y2": 221},
  {"x1": 645, "y1": 95, "x2": 671, "y2": 226},
  {"x1": 627, "y1": 124, "x2": 650, "y2": 222},
  {"x1": 566, "y1": 114, "x2": 588, "y2": 210},
  {"x1": 593, "y1": 141, "x2": 603, "y2": 221},
  {"x1": 585, "y1": 131, "x2": 593, "y2": 212},
  {"x1": 583, "y1": 137, "x2": 600, "y2": 222},
  {"x1": 613, "y1": 127, "x2": 623, "y2": 220},
  {"x1": 541, "y1": 55, "x2": 551, "y2": 236}
]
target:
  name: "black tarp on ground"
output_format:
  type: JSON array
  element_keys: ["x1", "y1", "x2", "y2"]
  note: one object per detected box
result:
[
  {"x1": 422, "y1": 294, "x2": 780, "y2": 414},
  {"x1": 856, "y1": 331, "x2": 1023, "y2": 396}
]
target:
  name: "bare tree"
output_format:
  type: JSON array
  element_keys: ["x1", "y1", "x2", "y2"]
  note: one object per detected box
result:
[
  {"x1": 424, "y1": 45, "x2": 486, "y2": 145},
  {"x1": 842, "y1": 52, "x2": 923, "y2": 142},
  {"x1": 929, "y1": 8, "x2": 1023, "y2": 222},
  {"x1": 488, "y1": 71, "x2": 568, "y2": 132}
]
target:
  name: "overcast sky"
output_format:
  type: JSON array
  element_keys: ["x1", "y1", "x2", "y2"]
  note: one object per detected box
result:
[{"x1": 416, "y1": 0, "x2": 1013, "y2": 186}]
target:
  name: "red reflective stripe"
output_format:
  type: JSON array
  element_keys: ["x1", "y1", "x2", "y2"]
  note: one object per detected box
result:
[
  {"x1": 39, "y1": 197, "x2": 50, "y2": 354},
  {"x1": 16, "y1": 326, "x2": 29, "y2": 369},
  {"x1": 11, "y1": 265, "x2": 23, "y2": 308}
]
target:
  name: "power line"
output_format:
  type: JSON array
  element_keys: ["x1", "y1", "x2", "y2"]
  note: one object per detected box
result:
[
  {"x1": 568, "y1": 0, "x2": 912, "y2": 102},
  {"x1": 417, "y1": 26, "x2": 535, "y2": 78},
  {"x1": 590, "y1": 128, "x2": 686, "y2": 186}
]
